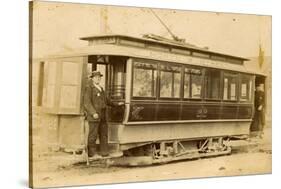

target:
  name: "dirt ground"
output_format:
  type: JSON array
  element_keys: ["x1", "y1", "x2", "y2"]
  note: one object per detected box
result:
[{"x1": 30, "y1": 127, "x2": 272, "y2": 188}]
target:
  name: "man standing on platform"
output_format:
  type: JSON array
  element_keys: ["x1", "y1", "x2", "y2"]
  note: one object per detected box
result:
[
  {"x1": 83, "y1": 71, "x2": 123, "y2": 159},
  {"x1": 251, "y1": 84, "x2": 265, "y2": 138}
]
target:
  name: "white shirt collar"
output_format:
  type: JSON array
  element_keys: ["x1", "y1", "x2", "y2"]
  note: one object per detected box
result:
[{"x1": 93, "y1": 83, "x2": 103, "y2": 92}]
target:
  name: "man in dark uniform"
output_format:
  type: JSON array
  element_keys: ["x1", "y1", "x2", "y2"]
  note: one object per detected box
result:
[
  {"x1": 83, "y1": 71, "x2": 123, "y2": 158},
  {"x1": 251, "y1": 84, "x2": 265, "y2": 138}
]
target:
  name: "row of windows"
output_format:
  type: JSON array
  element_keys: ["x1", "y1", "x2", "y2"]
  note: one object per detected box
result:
[{"x1": 132, "y1": 61, "x2": 253, "y2": 102}]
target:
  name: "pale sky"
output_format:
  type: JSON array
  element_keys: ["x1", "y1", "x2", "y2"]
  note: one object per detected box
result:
[{"x1": 32, "y1": 1, "x2": 271, "y2": 59}]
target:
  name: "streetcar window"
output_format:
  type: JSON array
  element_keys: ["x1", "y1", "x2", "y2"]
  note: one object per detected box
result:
[
  {"x1": 159, "y1": 64, "x2": 181, "y2": 98},
  {"x1": 205, "y1": 69, "x2": 221, "y2": 99},
  {"x1": 184, "y1": 68, "x2": 203, "y2": 99},
  {"x1": 133, "y1": 62, "x2": 157, "y2": 97},
  {"x1": 240, "y1": 75, "x2": 253, "y2": 102},
  {"x1": 223, "y1": 73, "x2": 238, "y2": 101},
  {"x1": 191, "y1": 74, "x2": 203, "y2": 98},
  {"x1": 184, "y1": 71, "x2": 190, "y2": 98}
]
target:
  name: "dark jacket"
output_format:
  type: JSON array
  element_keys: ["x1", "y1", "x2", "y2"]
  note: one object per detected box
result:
[
  {"x1": 255, "y1": 90, "x2": 265, "y2": 110},
  {"x1": 83, "y1": 81, "x2": 113, "y2": 121}
]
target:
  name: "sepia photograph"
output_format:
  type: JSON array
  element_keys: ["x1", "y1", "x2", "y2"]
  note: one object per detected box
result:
[{"x1": 29, "y1": 0, "x2": 272, "y2": 188}]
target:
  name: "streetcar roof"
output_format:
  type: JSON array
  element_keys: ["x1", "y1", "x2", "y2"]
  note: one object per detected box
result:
[
  {"x1": 43, "y1": 43, "x2": 264, "y2": 75},
  {"x1": 80, "y1": 34, "x2": 249, "y2": 61}
]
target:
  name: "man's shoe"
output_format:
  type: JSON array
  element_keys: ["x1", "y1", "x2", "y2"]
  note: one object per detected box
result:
[
  {"x1": 101, "y1": 153, "x2": 109, "y2": 157},
  {"x1": 109, "y1": 151, "x2": 123, "y2": 158},
  {"x1": 89, "y1": 154, "x2": 102, "y2": 160}
]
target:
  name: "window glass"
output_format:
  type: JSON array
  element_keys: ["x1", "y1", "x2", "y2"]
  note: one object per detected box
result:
[
  {"x1": 109, "y1": 62, "x2": 126, "y2": 99},
  {"x1": 133, "y1": 62, "x2": 157, "y2": 97},
  {"x1": 191, "y1": 75, "x2": 203, "y2": 98},
  {"x1": 205, "y1": 69, "x2": 221, "y2": 99},
  {"x1": 223, "y1": 73, "x2": 238, "y2": 100},
  {"x1": 240, "y1": 75, "x2": 253, "y2": 101},
  {"x1": 160, "y1": 64, "x2": 181, "y2": 98},
  {"x1": 184, "y1": 73, "x2": 190, "y2": 98},
  {"x1": 184, "y1": 68, "x2": 203, "y2": 98}
]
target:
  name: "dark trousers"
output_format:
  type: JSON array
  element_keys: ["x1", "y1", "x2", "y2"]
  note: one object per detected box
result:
[
  {"x1": 251, "y1": 109, "x2": 265, "y2": 132},
  {"x1": 87, "y1": 111, "x2": 109, "y2": 156}
]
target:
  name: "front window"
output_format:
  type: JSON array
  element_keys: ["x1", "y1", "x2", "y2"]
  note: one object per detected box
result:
[
  {"x1": 133, "y1": 62, "x2": 157, "y2": 98},
  {"x1": 159, "y1": 64, "x2": 181, "y2": 98}
]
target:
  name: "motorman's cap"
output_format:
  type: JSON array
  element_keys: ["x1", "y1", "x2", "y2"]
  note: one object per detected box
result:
[{"x1": 90, "y1": 71, "x2": 103, "y2": 78}]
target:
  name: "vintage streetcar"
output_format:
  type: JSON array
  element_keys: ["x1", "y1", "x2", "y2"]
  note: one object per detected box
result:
[{"x1": 33, "y1": 34, "x2": 266, "y2": 166}]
